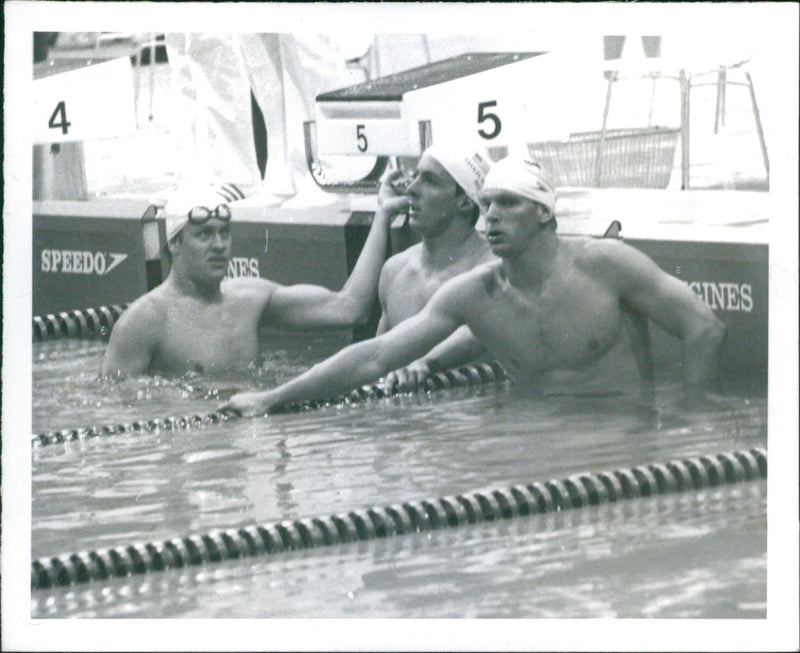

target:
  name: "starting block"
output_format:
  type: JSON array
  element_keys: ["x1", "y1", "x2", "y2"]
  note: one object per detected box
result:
[
  {"x1": 314, "y1": 52, "x2": 546, "y2": 155},
  {"x1": 306, "y1": 52, "x2": 552, "y2": 192}
]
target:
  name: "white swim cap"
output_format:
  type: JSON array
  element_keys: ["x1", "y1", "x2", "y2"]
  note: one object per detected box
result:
[
  {"x1": 423, "y1": 144, "x2": 492, "y2": 205},
  {"x1": 164, "y1": 183, "x2": 246, "y2": 241},
  {"x1": 482, "y1": 157, "x2": 556, "y2": 221}
]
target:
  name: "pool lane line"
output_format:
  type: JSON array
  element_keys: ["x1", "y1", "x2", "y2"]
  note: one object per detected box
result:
[
  {"x1": 30, "y1": 446, "x2": 767, "y2": 591},
  {"x1": 31, "y1": 361, "x2": 510, "y2": 448},
  {"x1": 33, "y1": 304, "x2": 129, "y2": 342}
]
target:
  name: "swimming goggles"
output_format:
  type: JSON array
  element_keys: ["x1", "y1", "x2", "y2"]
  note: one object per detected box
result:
[{"x1": 188, "y1": 204, "x2": 232, "y2": 224}]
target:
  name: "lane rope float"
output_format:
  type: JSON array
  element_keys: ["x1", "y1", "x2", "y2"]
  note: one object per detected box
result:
[
  {"x1": 31, "y1": 446, "x2": 767, "y2": 590},
  {"x1": 31, "y1": 361, "x2": 510, "y2": 448},
  {"x1": 32, "y1": 304, "x2": 129, "y2": 342}
]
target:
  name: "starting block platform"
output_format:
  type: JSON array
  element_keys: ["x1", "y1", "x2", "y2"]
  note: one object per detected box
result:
[{"x1": 312, "y1": 52, "x2": 547, "y2": 157}]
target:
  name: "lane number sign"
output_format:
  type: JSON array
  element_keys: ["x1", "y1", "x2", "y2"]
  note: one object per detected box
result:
[
  {"x1": 34, "y1": 57, "x2": 136, "y2": 143},
  {"x1": 48, "y1": 101, "x2": 72, "y2": 135},
  {"x1": 477, "y1": 101, "x2": 502, "y2": 140},
  {"x1": 356, "y1": 124, "x2": 368, "y2": 152},
  {"x1": 349, "y1": 100, "x2": 502, "y2": 153}
]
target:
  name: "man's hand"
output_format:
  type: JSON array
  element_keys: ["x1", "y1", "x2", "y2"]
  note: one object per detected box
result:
[
  {"x1": 383, "y1": 358, "x2": 432, "y2": 395},
  {"x1": 378, "y1": 169, "x2": 410, "y2": 217},
  {"x1": 220, "y1": 390, "x2": 276, "y2": 417}
]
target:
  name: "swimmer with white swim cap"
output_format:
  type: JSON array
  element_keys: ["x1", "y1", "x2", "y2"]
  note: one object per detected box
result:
[
  {"x1": 164, "y1": 183, "x2": 246, "y2": 243},
  {"x1": 418, "y1": 143, "x2": 492, "y2": 205},
  {"x1": 102, "y1": 178, "x2": 401, "y2": 377},
  {"x1": 481, "y1": 156, "x2": 557, "y2": 222},
  {"x1": 376, "y1": 143, "x2": 497, "y2": 392},
  {"x1": 226, "y1": 152, "x2": 726, "y2": 415},
  {"x1": 378, "y1": 143, "x2": 494, "y2": 330}
]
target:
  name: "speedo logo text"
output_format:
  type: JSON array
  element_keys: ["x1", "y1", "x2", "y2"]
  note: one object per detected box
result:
[{"x1": 41, "y1": 250, "x2": 128, "y2": 275}]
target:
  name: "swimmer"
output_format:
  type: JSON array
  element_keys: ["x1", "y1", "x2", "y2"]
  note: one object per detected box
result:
[
  {"x1": 377, "y1": 144, "x2": 496, "y2": 392},
  {"x1": 378, "y1": 144, "x2": 495, "y2": 331},
  {"x1": 102, "y1": 178, "x2": 405, "y2": 377},
  {"x1": 223, "y1": 156, "x2": 726, "y2": 415}
]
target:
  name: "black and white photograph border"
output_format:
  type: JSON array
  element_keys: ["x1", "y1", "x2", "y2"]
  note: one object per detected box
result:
[{"x1": 3, "y1": 1, "x2": 798, "y2": 650}]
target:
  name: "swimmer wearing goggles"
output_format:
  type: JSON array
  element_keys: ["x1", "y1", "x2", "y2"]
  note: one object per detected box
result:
[
  {"x1": 103, "y1": 181, "x2": 399, "y2": 377},
  {"x1": 164, "y1": 188, "x2": 237, "y2": 243},
  {"x1": 187, "y1": 204, "x2": 232, "y2": 223}
]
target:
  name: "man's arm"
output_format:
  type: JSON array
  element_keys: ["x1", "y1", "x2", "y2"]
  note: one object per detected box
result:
[
  {"x1": 223, "y1": 288, "x2": 464, "y2": 415},
  {"x1": 384, "y1": 325, "x2": 487, "y2": 393},
  {"x1": 597, "y1": 240, "x2": 726, "y2": 390},
  {"x1": 100, "y1": 303, "x2": 159, "y2": 377},
  {"x1": 416, "y1": 326, "x2": 487, "y2": 372},
  {"x1": 263, "y1": 174, "x2": 405, "y2": 331}
]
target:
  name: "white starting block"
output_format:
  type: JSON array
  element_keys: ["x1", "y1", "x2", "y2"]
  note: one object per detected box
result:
[
  {"x1": 304, "y1": 51, "x2": 585, "y2": 192},
  {"x1": 33, "y1": 57, "x2": 137, "y2": 144},
  {"x1": 313, "y1": 52, "x2": 549, "y2": 156}
]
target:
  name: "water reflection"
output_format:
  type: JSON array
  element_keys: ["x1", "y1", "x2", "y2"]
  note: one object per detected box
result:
[
  {"x1": 33, "y1": 482, "x2": 765, "y2": 619},
  {"x1": 32, "y1": 338, "x2": 767, "y2": 618}
]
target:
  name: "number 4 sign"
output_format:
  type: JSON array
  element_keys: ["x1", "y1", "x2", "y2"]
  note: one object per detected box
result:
[
  {"x1": 34, "y1": 57, "x2": 137, "y2": 143},
  {"x1": 48, "y1": 101, "x2": 72, "y2": 135}
]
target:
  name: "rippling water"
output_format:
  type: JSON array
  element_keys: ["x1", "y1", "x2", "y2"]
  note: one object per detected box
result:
[{"x1": 31, "y1": 336, "x2": 767, "y2": 618}]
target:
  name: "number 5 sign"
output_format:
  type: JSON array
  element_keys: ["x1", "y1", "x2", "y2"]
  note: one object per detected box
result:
[
  {"x1": 33, "y1": 57, "x2": 137, "y2": 143},
  {"x1": 402, "y1": 53, "x2": 560, "y2": 151}
]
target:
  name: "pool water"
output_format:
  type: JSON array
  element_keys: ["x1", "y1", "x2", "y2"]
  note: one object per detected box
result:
[
  {"x1": 32, "y1": 331, "x2": 351, "y2": 432},
  {"x1": 31, "y1": 335, "x2": 767, "y2": 618}
]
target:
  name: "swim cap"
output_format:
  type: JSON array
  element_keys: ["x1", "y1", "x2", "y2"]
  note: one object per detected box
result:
[
  {"x1": 423, "y1": 144, "x2": 492, "y2": 205},
  {"x1": 481, "y1": 157, "x2": 556, "y2": 221},
  {"x1": 164, "y1": 183, "x2": 246, "y2": 241}
]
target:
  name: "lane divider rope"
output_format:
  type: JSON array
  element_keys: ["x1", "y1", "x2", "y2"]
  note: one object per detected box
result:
[
  {"x1": 31, "y1": 446, "x2": 767, "y2": 590},
  {"x1": 33, "y1": 304, "x2": 129, "y2": 342},
  {"x1": 31, "y1": 361, "x2": 510, "y2": 448}
]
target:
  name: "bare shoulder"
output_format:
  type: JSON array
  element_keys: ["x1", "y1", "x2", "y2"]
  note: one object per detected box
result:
[
  {"x1": 107, "y1": 288, "x2": 168, "y2": 343},
  {"x1": 379, "y1": 243, "x2": 421, "y2": 285},
  {"x1": 445, "y1": 259, "x2": 499, "y2": 297},
  {"x1": 474, "y1": 259, "x2": 504, "y2": 294},
  {"x1": 117, "y1": 288, "x2": 167, "y2": 327},
  {"x1": 571, "y1": 236, "x2": 646, "y2": 271},
  {"x1": 385, "y1": 244, "x2": 421, "y2": 273},
  {"x1": 570, "y1": 236, "x2": 666, "y2": 294},
  {"x1": 425, "y1": 260, "x2": 498, "y2": 320},
  {"x1": 221, "y1": 276, "x2": 278, "y2": 302}
]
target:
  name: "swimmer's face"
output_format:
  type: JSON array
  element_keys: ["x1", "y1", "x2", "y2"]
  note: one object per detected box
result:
[
  {"x1": 174, "y1": 217, "x2": 232, "y2": 282},
  {"x1": 480, "y1": 189, "x2": 545, "y2": 257},
  {"x1": 404, "y1": 154, "x2": 464, "y2": 237}
]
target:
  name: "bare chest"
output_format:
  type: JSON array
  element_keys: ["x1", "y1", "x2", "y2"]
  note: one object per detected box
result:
[
  {"x1": 384, "y1": 257, "x2": 480, "y2": 327},
  {"x1": 468, "y1": 273, "x2": 623, "y2": 377},
  {"x1": 153, "y1": 298, "x2": 262, "y2": 375}
]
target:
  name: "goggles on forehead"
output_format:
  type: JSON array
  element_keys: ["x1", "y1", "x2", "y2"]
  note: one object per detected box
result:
[{"x1": 188, "y1": 204, "x2": 232, "y2": 224}]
